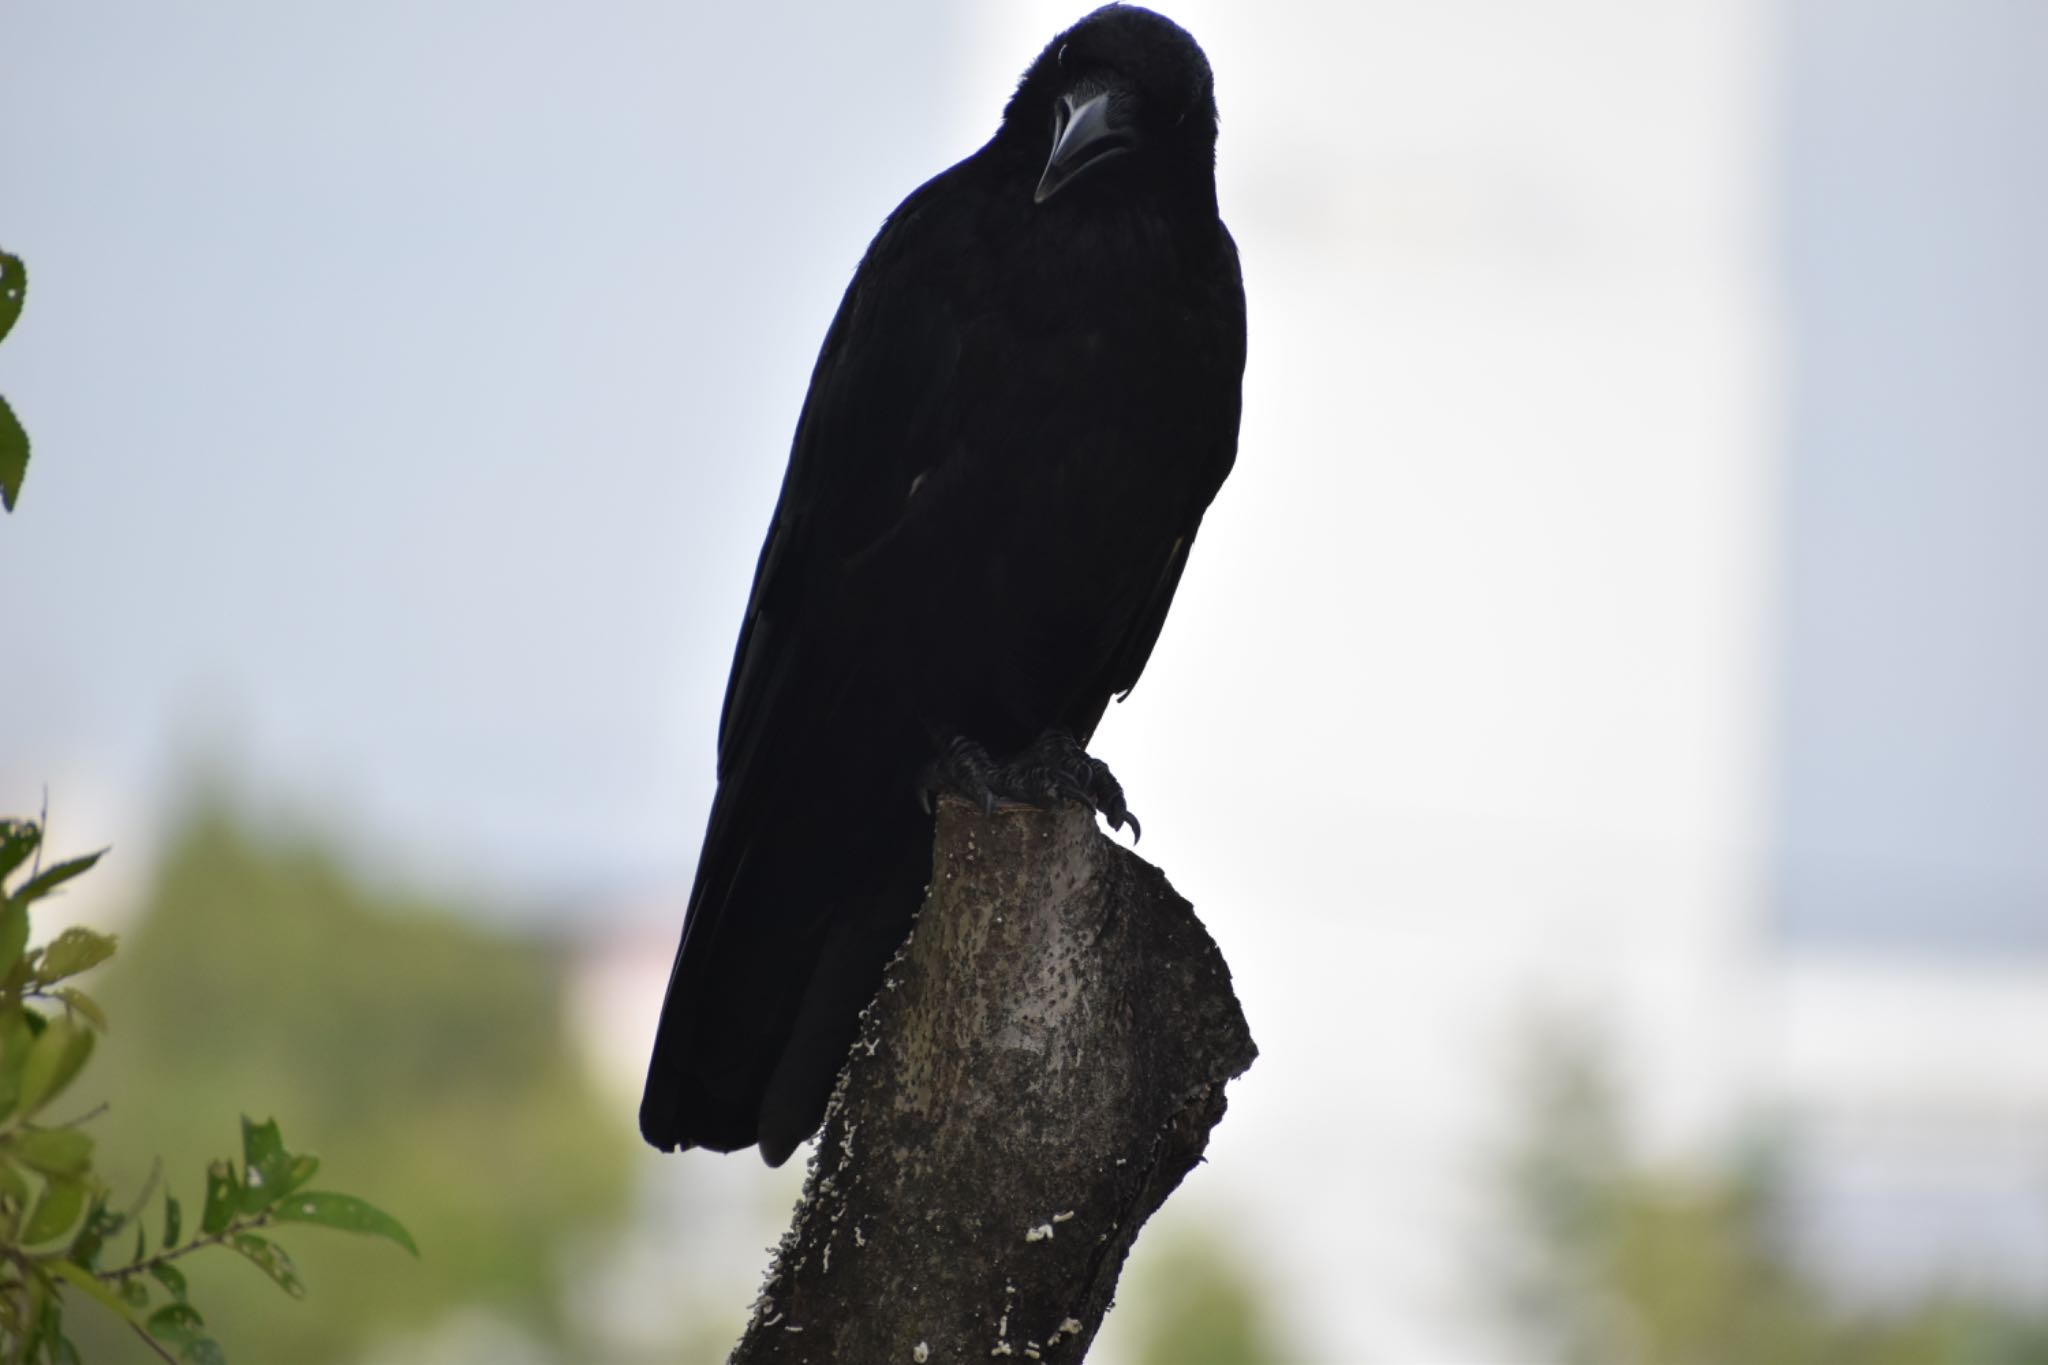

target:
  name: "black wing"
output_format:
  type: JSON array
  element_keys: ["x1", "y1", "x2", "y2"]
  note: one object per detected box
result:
[{"x1": 640, "y1": 167, "x2": 986, "y2": 1153}]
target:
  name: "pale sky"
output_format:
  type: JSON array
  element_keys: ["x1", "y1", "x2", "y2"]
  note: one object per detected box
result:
[{"x1": 2, "y1": 0, "x2": 1768, "y2": 916}]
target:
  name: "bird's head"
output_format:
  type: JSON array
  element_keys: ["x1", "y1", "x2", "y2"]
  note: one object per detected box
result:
[{"x1": 1002, "y1": 5, "x2": 1219, "y2": 211}]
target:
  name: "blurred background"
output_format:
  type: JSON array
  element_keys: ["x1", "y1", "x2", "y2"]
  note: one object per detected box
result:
[{"x1": 3, "y1": 0, "x2": 2044, "y2": 1359}]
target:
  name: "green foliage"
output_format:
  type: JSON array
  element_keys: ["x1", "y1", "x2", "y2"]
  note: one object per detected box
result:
[
  {"x1": 1119, "y1": 1229, "x2": 1300, "y2": 1365},
  {"x1": 0, "y1": 818, "x2": 416, "y2": 1364},
  {"x1": 0, "y1": 250, "x2": 28, "y2": 512},
  {"x1": 1501, "y1": 1027, "x2": 2048, "y2": 1365},
  {"x1": 72, "y1": 802, "x2": 634, "y2": 1362}
]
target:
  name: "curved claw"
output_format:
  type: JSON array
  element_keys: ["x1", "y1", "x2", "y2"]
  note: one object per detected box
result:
[{"x1": 925, "y1": 730, "x2": 1143, "y2": 839}]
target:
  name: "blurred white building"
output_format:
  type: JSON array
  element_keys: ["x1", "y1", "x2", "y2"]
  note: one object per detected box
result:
[
  {"x1": 1755, "y1": 0, "x2": 2048, "y2": 1322},
  {"x1": 1763, "y1": 956, "x2": 2048, "y2": 1309}
]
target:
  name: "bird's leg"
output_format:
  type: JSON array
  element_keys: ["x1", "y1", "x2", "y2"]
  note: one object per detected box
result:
[{"x1": 921, "y1": 730, "x2": 1140, "y2": 840}]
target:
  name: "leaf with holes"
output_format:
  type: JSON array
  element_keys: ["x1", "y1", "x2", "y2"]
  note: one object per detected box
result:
[
  {"x1": 36, "y1": 928, "x2": 118, "y2": 984},
  {"x1": 147, "y1": 1302, "x2": 225, "y2": 1364},
  {"x1": 271, "y1": 1191, "x2": 418, "y2": 1256},
  {"x1": 150, "y1": 1261, "x2": 189, "y2": 1303},
  {"x1": 231, "y1": 1232, "x2": 308, "y2": 1298},
  {"x1": 199, "y1": 1159, "x2": 238, "y2": 1235},
  {"x1": 238, "y1": 1116, "x2": 292, "y2": 1213}
]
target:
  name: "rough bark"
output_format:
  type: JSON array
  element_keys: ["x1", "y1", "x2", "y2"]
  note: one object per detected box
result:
[{"x1": 730, "y1": 797, "x2": 1257, "y2": 1364}]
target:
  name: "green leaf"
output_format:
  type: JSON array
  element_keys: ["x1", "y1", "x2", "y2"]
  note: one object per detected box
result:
[
  {"x1": 237, "y1": 1116, "x2": 291, "y2": 1212},
  {"x1": 0, "y1": 1010, "x2": 34, "y2": 1123},
  {"x1": 162, "y1": 1192, "x2": 181, "y2": 1249},
  {"x1": 16, "y1": 1017, "x2": 94, "y2": 1117},
  {"x1": 23, "y1": 1176, "x2": 88, "y2": 1244},
  {"x1": 0, "y1": 1170, "x2": 22, "y2": 1244},
  {"x1": 230, "y1": 1232, "x2": 307, "y2": 1298},
  {"x1": 13, "y1": 852, "x2": 106, "y2": 906},
  {"x1": 2, "y1": 951, "x2": 35, "y2": 995},
  {"x1": 149, "y1": 1261, "x2": 188, "y2": 1303},
  {"x1": 49, "y1": 989, "x2": 107, "y2": 1032},
  {"x1": 27, "y1": 1279, "x2": 59, "y2": 1358},
  {"x1": 0, "y1": 252, "x2": 24, "y2": 347},
  {"x1": 45, "y1": 1327, "x2": 83, "y2": 1365},
  {"x1": 0, "y1": 899, "x2": 28, "y2": 972},
  {"x1": 0, "y1": 820, "x2": 38, "y2": 883},
  {"x1": 0, "y1": 251, "x2": 23, "y2": 517},
  {"x1": 9, "y1": 1128, "x2": 92, "y2": 1177},
  {"x1": 0, "y1": 394, "x2": 27, "y2": 515},
  {"x1": 28, "y1": 1291, "x2": 80, "y2": 1365},
  {"x1": 66, "y1": 1193, "x2": 115, "y2": 1269},
  {"x1": 270, "y1": 1190, "x2": 418, "y2": 1256},
  {"x1": 116, "y1": 1275, "x2": 149, "y2": 1309},
  {"x1": 199, "y1": 1160, "x2": 237, "y2": 1235},
  {"x1": 35, "y1": 929, "x2": 118, "y2": 985},
  {"x1": 147, "y1": 1302, "x2": 226, "y2": 1364},
  {"x1": 278, "y1": 1153, "x2": 318, "y2": 1201},
  {"x1": 146, "y1": 1301, "x2": 202, "y2": 1337}
]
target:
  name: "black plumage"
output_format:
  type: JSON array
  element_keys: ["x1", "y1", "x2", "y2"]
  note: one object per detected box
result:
[{"x1": 640, "y1": 4, "x2": 1246, "y2": 1164}]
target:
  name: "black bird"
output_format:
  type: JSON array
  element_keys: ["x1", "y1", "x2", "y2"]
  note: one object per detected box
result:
[{"x1": 640, "y1": 4, "x2": 1246, "y2": 1165}]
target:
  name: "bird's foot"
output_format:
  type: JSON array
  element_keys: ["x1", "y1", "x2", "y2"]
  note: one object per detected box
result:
[
  {"x1": 922, "y1": 735, "x2": 1008, "y2": 817},
  {"x1": 922, "y1": 731, "x2": 1139, "y2": 840}
]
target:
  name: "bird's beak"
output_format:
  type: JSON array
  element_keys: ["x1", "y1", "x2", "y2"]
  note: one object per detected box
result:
[{"x1": 1034, "y1": 91, "x2": 1133, "y2": 204}]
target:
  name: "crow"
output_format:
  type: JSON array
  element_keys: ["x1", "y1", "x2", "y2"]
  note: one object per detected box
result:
[{"x1": 640, "y1": 3, "x2": 1246, "y2": 1165}]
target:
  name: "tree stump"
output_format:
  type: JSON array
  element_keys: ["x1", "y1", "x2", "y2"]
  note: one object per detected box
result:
[{"x1": 731, "y1": 797, "x2": 1257, "y2": 1363}]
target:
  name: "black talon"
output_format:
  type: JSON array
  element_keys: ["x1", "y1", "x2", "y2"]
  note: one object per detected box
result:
[
  {"x1": 922, "y1": 733, "x2": 1006, "y2": 817},
  {"x1": 921, "y1": 729, "x2": 1141, "y2": 838}
]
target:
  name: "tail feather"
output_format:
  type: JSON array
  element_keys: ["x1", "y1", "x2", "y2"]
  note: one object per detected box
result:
[{"x1": 639, "y1": 793, "x2": 935, "y2": 1162}]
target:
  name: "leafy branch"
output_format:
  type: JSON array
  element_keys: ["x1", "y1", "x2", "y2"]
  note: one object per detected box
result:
[{"x1": 0, "y1": 817, "x2": 416, "y2": 1364}]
